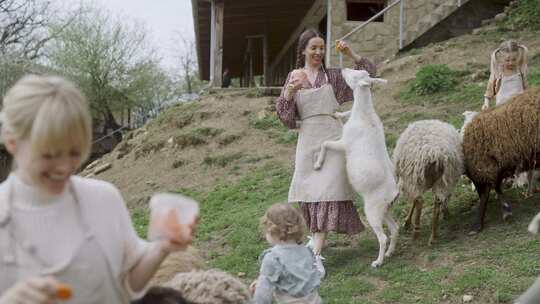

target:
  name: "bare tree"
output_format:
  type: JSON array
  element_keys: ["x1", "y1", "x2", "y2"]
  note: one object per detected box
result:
[
  {"x1": 173, "y1": 32, "x2": 198, "y2": 94},
  {"x1": 0, "y1": 0, "x2": 55, "y2": 59}
]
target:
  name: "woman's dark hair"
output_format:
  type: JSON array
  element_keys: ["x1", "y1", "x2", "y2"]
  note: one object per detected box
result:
[
  {"x1": 131, "y1": 286, "x2": 191, "y2": 304},
  {"x1": 295, "y1": 28, "x2": 326, "y2": 70}
]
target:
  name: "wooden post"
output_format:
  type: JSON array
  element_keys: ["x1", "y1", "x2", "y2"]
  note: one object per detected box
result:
[
  {"x1": 263, "y1": 34, "x2": 269, "y2": 86},
  {"x1": 210, "y1": 0, "x2": 224, "y2": 87},
  {"x1": 326, "y1": 0, "x2": 332, "y2": 67}
]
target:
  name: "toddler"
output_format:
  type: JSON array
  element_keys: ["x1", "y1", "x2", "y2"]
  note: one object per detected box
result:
[{"x1": 250, "y1": 203, "x2": 323, "y2": 304}]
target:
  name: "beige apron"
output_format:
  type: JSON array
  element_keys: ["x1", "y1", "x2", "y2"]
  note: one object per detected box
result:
[
  {"x1": 288, "y1": 84, "x2": 355, "y2": 203},
  {"x1": 0, "y1": 182, "x2": 127, "y2": 303},
  {"x1": 496, "y1": 73, "x2": 524, "y2": 106}
]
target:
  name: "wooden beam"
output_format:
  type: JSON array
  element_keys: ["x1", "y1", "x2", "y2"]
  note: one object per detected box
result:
[
  {"x1": 269, "y1": 0, "x2": 326, "y2": 72},
  {"x1": 210, "y1": 0, "x2": 224, "y2": 87}
]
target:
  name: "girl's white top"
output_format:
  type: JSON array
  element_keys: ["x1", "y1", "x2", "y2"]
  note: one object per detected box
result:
[
  {"x1": 496, "y1": 73, "x2": 525, "y2": 106},
  {"x1": 0, "y1": 174, "x2": 150, "y2": 302}
]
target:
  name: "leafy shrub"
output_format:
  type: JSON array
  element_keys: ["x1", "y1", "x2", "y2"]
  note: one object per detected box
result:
[
  {"x1": 250, "y1": 113, "x2": 283, "y2": 130},
  {"x1": 505, "y1": 0, "x2": 540, "y2": 30},
  {"x1": 408, "y1": 64, "x2": 459, "y2": 95}
]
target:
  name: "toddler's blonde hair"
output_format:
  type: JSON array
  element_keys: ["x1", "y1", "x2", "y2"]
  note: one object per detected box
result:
[
  {"x1": 490, "y1": 39, "x2": 528, "y2": 79},
  {"x1": 2, "y1": 75, "x2": 92, "y2": 165},
  {"x1": 260, "y1": 203, "x2": 306, "y2": 244}
]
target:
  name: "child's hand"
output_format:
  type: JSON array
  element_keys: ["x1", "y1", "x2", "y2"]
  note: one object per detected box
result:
[
  {"x1": 0, "y1": 276, "x2": 59, "y2": 304},
  {"x1": 482, "y1": 98, "x2": 490, "y2": 111},
  {"x1": 249, "y1": 279, "x2": 257, "y2": 294}
]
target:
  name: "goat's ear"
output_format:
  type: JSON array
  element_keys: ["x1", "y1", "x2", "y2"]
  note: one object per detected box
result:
[
  {"x1": 357, "y1": 80, "x2": 370, "y2": 87},
  {"x1": 371, "y1": 78, "x2": 387, "y2": 85}
]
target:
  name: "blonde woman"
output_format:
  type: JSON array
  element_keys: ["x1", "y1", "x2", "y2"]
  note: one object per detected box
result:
[
  {"x1": 250, "y1": 203, "x2": 323, "y2": 304},
  {"x1": 0, "y1": 75, "x2": 195, "y2": 304}
]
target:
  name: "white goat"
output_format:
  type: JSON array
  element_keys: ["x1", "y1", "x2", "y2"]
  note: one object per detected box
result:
[{"x1": 313, "y1": 68, "x2": 399, "y2": 267}]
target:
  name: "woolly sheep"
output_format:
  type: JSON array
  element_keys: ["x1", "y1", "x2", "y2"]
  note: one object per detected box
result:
[
  {"x1": 313, "y1": 68, "x2": 399, "y2": 267},
  {"x1": 151, "y1": 247, "x2": 206, "y2": 285},
  {"x1": 393, "y1": 120, "x2": 464, "y2": 245},
  {"x1": 131, "y1": 286, "x2": 191, "y2": 304},
  {"x1": 462, "y1": 111, "x2": 539, "y2": 195},
  {"x1": 165, "y1": 269, "x2": 251, "y2": 304},
  {"x1": 462, "y1": 87, "x2": 540, "y2": 233}
]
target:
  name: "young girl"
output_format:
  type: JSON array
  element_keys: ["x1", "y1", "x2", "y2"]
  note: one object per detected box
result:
[
  {"x1": 482, "y1": 40, "x2": 528, "y2": 110},
  {"x1": 250, "y1": 203, "x2": 323, "y2": 304},
  {"x1": 0, "y1": 75, "x2": 194, "y2": 304}
]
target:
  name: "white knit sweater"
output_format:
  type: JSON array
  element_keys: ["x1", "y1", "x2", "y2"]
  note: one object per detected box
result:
[{"x1": 0, "y1": 174, "x2": 150, "y2": 301}]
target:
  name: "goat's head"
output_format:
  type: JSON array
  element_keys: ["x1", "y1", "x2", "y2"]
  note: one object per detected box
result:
[
  {"x1": 342, "y1": 68, "x2": 387, "y2": 89},
  {"x1": 460, "y1": 110, "x2": 479, "y2": 135}
]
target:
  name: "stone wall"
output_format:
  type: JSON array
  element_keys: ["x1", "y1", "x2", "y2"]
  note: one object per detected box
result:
[
  {"x1": 328, "y1": 0, "x2": 455, "y2": 67},
  {"x1": 405, "y1": 0, "x2": 511, "y2": 50}
]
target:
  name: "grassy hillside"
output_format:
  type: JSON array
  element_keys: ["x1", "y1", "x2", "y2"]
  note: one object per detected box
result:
[{"x1": 91, "y1": 12, "x2": 540, "y2": 304}]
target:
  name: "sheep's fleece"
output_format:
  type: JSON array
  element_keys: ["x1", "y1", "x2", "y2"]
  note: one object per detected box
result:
[
  {"x1": 393, "y1": 119, "x2": 464, "y2": 200},
  {"x1": 165, "y1": 269, "x2": 251, "y2": 304}
]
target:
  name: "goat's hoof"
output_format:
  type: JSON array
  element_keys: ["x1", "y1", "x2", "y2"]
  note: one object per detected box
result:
[
  {"x1": 313, "y1": 163, "x2": 322, "y2": 170},
  {"x1": 412, "y1": 230, "x2": 420, "y2": 240},
  {"x1": 428, "y1": 238, "x2": 436, "y2": 247},
  {"x1": 371, "y1": 261, "x2": 382, "y2": 268},
  {"x1": 502, "y1": 211, "x2": 513, "y2": 221},
  {"x1": 384, "y1": 250, "x2": 394, "y2": 258}
]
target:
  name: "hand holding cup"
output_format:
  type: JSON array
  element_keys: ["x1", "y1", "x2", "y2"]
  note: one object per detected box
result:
[{"x1": 148, "y1": 193, "x2": 199, "y2": 252}]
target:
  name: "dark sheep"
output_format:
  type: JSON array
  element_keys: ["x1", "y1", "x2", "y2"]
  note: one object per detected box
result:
[
  {"x1": 132, "y1": 286, "x2": 191, "y2": 304},
  {"x1": 463, "y1": 87, "x2": 540, "y2": 233}
]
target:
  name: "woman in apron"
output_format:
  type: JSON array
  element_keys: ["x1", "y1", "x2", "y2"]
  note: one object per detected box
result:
[
  {"x1": 482, "y1": 39, "x2": 528, "y2": 110},
  {"x1": 276, "y1": 28, "x2": 377, "y2": 273},
  {"x1": 0, "y1": 75, "x2": 195, "y2": 304}
]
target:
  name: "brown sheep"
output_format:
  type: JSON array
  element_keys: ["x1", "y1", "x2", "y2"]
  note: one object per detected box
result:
[
  {"x1": 150, "y1": 246, "x2": 206, "y2": 285},
  {"x1": 463, "y1": 87, "x2": 540, "y2": 233},
  {"x1": 131, "y1": 286, "x2": 191, "y2": 304}
]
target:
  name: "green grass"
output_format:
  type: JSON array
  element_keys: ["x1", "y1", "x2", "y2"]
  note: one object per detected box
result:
[
  {"x1": 250, "y1": 112, "x2": 298, "y2": 145},
  {"x1": 504, "y1": 0, "x2": 540, "y2": 30},
  {"x1": 130, "y1": 160, "x2": 540, "y2": 303}
]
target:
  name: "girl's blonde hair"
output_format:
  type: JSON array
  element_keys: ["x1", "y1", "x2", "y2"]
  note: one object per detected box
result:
[
  {"x1": 2, "y1": 75, "x2": 92, "y2": 164},
  {"x1": 490, "y1": 39, "x2": 528, "y2": 79},
  {"x1": 260, "y1": 203, "x2": 306, "y2": 244}
]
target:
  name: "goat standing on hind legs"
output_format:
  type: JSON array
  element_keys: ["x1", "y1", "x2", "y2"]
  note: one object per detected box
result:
[{"x1": 314, "y1": 69, "x2": 399, "y2": 268}]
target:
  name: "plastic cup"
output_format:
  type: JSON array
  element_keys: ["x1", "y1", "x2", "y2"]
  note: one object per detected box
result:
[{"x1": 148, "y1": 193, "x2": 199, "y2": 242}]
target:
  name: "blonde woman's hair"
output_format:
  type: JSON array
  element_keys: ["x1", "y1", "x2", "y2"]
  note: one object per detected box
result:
[
  {"x1": 2, "y1": 75, "x2": 92, "y2": 165},
  {"x1": 260, "y1": 203, "x2": 306, "y2": 244}
]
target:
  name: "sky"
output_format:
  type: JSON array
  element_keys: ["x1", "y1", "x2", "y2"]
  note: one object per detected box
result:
[{"x1": 58, "y1": 0, "x2": 195, "y2": 69}]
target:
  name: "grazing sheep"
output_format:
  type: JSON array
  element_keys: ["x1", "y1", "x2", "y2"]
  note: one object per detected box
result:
[
  {"x1": 462, "y1": 87, "x2": 540, "y2": 233},
  {"x1": 313, "y1": 68, "x2": 399, "y2": 267},
  {"x1": 393, "y1": 120, "x2": 464, "y2": 245},
  {"x1": 165, "y1": 269, "x2": 251, "y2": 304},
  {"x1": 150, "y1": 247, "x2": 206, "y2": 285}
]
